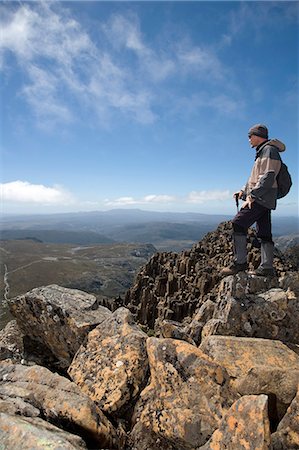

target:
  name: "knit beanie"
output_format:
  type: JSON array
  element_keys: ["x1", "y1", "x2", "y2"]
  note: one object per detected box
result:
[{"x1": 248, "y1": 124, "x2": 268, "y2": 139}]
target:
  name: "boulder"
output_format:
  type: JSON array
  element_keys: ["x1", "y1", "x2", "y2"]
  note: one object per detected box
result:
[
  {"x1": 198, "y1": 395, "x2": 271, "y2": 450},
  {"x1": 0, "y1": 362, "x2": 119, "y2": 449},
  {"x1": 9, "y1": 285, "x2": 112, "y2": 369},
  {"x1": 186, "y1": 300, "x2": 216, "y2": 345},
  {"x1": 0, "y1": 320, "x2": 24, "y2": 361},
  {"x1": 202, "y1": 286, "x2": 299, "y2": 344},
  {"x1": 131, "y1": 337, "x2": 236, "y2": 449},
  {"x1": 218, "y1": 272, "x2": 279, "y2": 299},
  {"x1": 155, "y1": 319, "x2": 195, "y2": 344},
  {"x1": 272, "y1": 385, "x2": 299, "y2": 449},
  {"x1": 199, "y1": 336, "x2": 299, "y2": 420},
  {"x1": 68, "y1": 307, "x2": 149, "y2": 418},
  {"x1": 0, "y1": 412, "x2": 87, "y2": 449}
]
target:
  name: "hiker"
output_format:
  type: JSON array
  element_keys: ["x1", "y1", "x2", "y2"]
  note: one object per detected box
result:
[{"x1": 221, "y1": 124, "x2": 286, "y2": 277}]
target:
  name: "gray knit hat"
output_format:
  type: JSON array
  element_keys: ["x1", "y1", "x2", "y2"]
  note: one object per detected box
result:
[{"x1": 248, "y1": 124, "x2": 268, "y2": 139}]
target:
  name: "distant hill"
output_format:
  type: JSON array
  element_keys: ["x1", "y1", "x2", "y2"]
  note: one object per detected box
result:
[
  {"x1": 0, "y1": 229, "x2": 114, "y2": 245},
  {"x1": 0, "y1": 209, "x2": 298, "y2": 249},
  {"x1": 275, "y1": 234, "x2": 299, "y2": 252}
]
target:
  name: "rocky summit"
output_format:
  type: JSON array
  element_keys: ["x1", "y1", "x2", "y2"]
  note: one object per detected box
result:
[{"x1": 0, "y1": 221, "x2": 298, "y2": 449}]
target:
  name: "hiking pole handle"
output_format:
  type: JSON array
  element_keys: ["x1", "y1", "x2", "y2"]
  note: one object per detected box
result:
[{"x1": 234, "y1": 193, "x2": 239, "y2": 212}]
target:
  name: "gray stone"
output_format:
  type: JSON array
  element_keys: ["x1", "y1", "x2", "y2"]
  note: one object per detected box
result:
[
  {"x1": 0, "y1": 412, "x2": 87, "y2": 449},
  {"x1": 9, "y1": 284, "x2": 112, "y2": 368}
]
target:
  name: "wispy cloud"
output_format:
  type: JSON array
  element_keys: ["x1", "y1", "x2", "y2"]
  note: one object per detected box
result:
[
  {"x1": 0, "y1": 3, "x2": 244, "y2": 129},
  {"x1": 187, "y1": 190, "x2": 231, "y2": 204},
  {"x1": 0, "y1": 181, "x2": 74, "y2": 205},
  {"x1": 105, "y1": 190, "x2": 231, "y2": 207}
]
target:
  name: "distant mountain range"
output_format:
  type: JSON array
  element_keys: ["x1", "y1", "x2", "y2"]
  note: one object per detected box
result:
[{"x1": 1, "y1": 209, "x2": 298, "y2": 249}]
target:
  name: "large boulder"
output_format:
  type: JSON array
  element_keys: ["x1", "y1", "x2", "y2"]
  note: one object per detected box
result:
[
  {"x1": 202, "y1": 281, "x2": 299, "y2": 344},
  {"x1": 272, "y1": 385, "x2": 299, "y2": 449},
  {"x1": 9, "y1": 285, "x2": 112, "y2": 369},
  {"x1": 131, "y1": 337, "x2": 237, "y2": 449},
  {"x1": 68, "y1": 307, "x2": 149, "y2": 418},
  {"x1": 198, "y1": 395, "x2": 271, "y2": 450},
  {"x1": 0, "y1": 362, "x2": 119, "y2": 449},
  {"x1": 199, "y1": 336, "x2": 299, "y2": 420},
  {"x1": 0, "y1": 413, "x2": 87, "y2": 449}
]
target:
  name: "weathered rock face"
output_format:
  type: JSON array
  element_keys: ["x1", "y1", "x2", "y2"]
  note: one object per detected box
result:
[
  {"x1": 198, "y1": 395, "x2": 271, "y2": 450},
  {"x1": 68, "y1": 307, "x2": 149, "y2": 418},
  {"x1": 131, "y1": 337, "x2": 236, "y2": 450},
  {"x1": 0, "y1": 320, "x2": 24, "y2": 361},
  {"x1": 0, "y1": 362, "x2": 119, "y2": 449},
  {"x1": 125, "y1": 222, "x2": 296, "y2": 329},
  {"x1": 0, "y1": 412, "x2": 87, "y2": 449},
  {"x1": 9, "y1": 285, "x2": 112, "y2": 369},
  {"x1": 199, "y1": 336, "x2": 299, "y2": 421},
  {"x1": 202, "y1": 279, "x2": 299, "y2": 344},
  {"x1": 272, "y1": 385, "x2": 299, "y2": 449}
]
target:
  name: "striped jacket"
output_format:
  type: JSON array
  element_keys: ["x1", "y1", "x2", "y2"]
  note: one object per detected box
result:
[{"x1": 242, "y1": 139, "x2": 285, "y2": 210}]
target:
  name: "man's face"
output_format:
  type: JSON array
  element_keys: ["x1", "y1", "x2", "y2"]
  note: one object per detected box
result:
[{"x1": 249, "y1": 134, "x2": 264, "y2": 148}]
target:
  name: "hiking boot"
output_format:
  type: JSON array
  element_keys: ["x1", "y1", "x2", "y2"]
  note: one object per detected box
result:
[
  {"x1": 251, "y1": 267, "x2": 276, "y2": 277},
  {"x1": 220, "y1": 262, "x2": 248, "y2": 277}
]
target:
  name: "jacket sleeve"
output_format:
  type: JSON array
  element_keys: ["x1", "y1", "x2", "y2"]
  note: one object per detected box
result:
[{"x1": 250, "y1": 147, "x2": 281, "y2": 200}]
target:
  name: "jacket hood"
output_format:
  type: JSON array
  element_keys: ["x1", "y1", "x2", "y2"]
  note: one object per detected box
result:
[{"x1": 268, "y1": 139, "x2": 286, "y2": 152}]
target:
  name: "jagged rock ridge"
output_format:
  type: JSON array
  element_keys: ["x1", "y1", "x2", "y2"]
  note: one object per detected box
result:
[{"x1": 124, "y1": 222, "x2": 296, "y2": 329}]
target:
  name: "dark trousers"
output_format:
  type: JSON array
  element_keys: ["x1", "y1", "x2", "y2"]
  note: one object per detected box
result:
[{"x1": 232, "y1": 202, "x2": 273, "y2": 243}]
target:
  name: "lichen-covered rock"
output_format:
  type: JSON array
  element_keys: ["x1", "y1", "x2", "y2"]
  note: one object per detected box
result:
[
  {"x1": 9, "y1": 285, "x2": 112, "y2": 368},
  {"x1": 0, "y1": 412, "x2": 87, "y2": 449},
  {"x1": 0, "y1": 362, "x2": 119, "y2": 449},
  {"x1": 0, "y1": 320, "x2": 24, "y2": 361},
  {"x1": 129, "y1": 422, "x2": 177, "y2": 450},
  {"x1": 131, "y1": 337, "x2": 236, "y2": 449},
  {"x1": 272, "y1": 385, "x2": 299, "y2": 449},
  {"x1": 199, "y1": 336, "x2": 299, "y2": 419},
  {"x1": 198, "y1": 395, "x2": 271, "y2": 450},
  {"x1": 202, "y1": 287, "x2": 299, "y2": 344},
  {"x1": 68, "y1": 307, "x2": 148, "y2": 418},
  {"x1": 155, "y1": 319, "x2": 195, "y2": 344}
]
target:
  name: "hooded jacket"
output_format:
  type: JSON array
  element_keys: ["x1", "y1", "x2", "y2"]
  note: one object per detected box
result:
[{"x1": 242, "y1": 139, "x2": 286, "y2": 210}]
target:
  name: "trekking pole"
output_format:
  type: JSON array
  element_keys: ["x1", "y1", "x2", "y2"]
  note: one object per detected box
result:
[{"x1": 235, "y1": 194, "x2": 239, "y2": 212}]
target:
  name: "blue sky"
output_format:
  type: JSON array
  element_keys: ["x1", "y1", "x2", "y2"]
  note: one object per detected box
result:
[{"x1": 0, "y1": 1, "x2": 298, "y2": 216}]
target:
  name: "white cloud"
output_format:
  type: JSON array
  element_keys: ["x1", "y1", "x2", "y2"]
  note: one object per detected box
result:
[
  {"x1": 105, "y1": 191, "x2": 231, "y2": 207},
  {"x1": 104, "y1": 194, "x2": 176, "y2": 207},
  {"x1": 0, "y1": 181, "x2": 74, "y2": 205},
  {"x1": 187, "y1": 190, "x2": 231, "y2": 204},
  {"x1": 0, "y1": 3, "x2": 242, "y2": 128}
]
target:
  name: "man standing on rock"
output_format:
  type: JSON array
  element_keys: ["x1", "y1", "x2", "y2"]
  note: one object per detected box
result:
[{"x1": 221, "y1": 124, "x2": 286, "y2": 277}]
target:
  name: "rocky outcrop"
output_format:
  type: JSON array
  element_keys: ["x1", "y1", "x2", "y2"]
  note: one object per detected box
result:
[
  {"x1": 199, "y1": 336, "x2": 299, "y2": 420},
  {"x1": 198, "y1": 395, "x2": 271, "y2": 450},
  {"x1": 3, "y1": 221, "x2": 299, "y2": 449},
  {"x1": 68, "y1": 307, "x2": 149, "y2": 418},
  {"x1": 201, "y1": 275, "x2": 299, "y2": 344},
  {"x1": 0, "y1": 362, "x2": 119, "y2": 448},
  {"x1": 131, "y1": 337, "x2": 236, "y2": 449},
  {"x1": 125, "y1": 222, "x2": 296, "y2": 329},
  {"x1": 9, "y1": 284, "x2": 112, "y2": 369}
]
